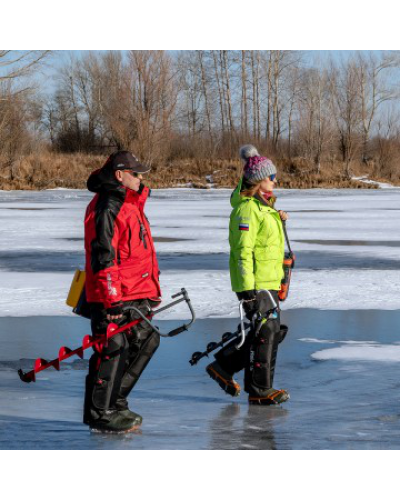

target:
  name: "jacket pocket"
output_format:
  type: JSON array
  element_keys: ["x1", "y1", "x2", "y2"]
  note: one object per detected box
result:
[
  {"x1": 119, "y1": 255, "x2": 153, "y2": 295},
  {"x1": 254, "y1": 258, "x2": 280, "y2": 283}
]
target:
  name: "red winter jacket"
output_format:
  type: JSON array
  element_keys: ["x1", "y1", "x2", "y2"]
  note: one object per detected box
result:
[{"x1": 84, "y1": 166, "x2": 161, "y2": 309}]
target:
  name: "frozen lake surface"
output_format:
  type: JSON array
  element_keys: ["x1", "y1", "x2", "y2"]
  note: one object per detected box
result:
[
  {"x1": 1, "y1": 187, "x2": 400, "y2": 449},
  {"x1": 1, "y1": 309, "x2": 400, "y2": 449}
]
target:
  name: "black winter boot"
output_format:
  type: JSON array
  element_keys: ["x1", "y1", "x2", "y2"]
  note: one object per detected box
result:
[
  {"x1": 206, "y1": 361, "x2": 241, "y2": 397},
  {"x1": 89, "y1": 409, "x2": 142, "y2": 433},
  {"x1": 245, "y1": 316, "x2": 289, "y2": 405},
  {"x1": 248, "y1": 388, "x2": 290, "y2": 405},
  {"x1": 117, "y1": 409, "x2": 143, "y2": 422}
]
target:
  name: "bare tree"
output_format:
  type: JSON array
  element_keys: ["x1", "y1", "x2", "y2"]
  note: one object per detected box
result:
[
  {"x1": 0, "y1": 51, "x2": 50, "y2": 83},
  {"x1": 329, "y1": 56, "x2": 362, "y2": 178},
  {"x1": 0, "y1": 50, "x2": 51, "y2": 180},
  {"x1": 128, "y1": 50, "x2": 178, "y2": 163},
  {"x1": 250, "y1": 50, "x2": 261, "y2": 142},
  {"x1": 211, "y1": 50, "x2": 227, "y2": 140},
  {"x1": 198, "y1": 50, "x2": 214, "y2": 152},
  {"x1": 354, "y1": 51, "x2": 398, "y2": 163},
  {"x1": 221, "y1": 50, "x2": 235, "y2": 156},
  {"x1": 297, "y1": 63, "x2": 331, "y2": 172},
  {"x1": 240, "y1": 50, "x2": 249, "y2": 139}
]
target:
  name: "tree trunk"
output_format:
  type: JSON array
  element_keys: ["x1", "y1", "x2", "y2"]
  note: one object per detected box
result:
[
  {"x1": 212, "y1": 50, "x2": 226, "y2": 141},
  {"x1": 241, "y1": 50, "x2": 248, "y2": 139},
  {"x1": 266, "y1": 51, "x2": 273, "y2": 144},
  {"x1": 222, "y1": 50, "x2": 234, "y2": 157},
  {"x1": 198, "y1": 51, "x2": 213, "y2": 154}
]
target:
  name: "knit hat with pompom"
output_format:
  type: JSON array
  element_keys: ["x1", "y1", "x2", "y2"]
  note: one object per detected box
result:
[{"x1": 239, "y1": 144, "x2": 277, "y2": 185}]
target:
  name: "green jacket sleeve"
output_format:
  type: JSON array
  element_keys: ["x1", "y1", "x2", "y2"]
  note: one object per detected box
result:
[
  {"x1": 230, "y1": 177, "x2": 243, "y2": 208},
  {"x1": 229, "y1": 201, "x2": 260, "y2": 292}
]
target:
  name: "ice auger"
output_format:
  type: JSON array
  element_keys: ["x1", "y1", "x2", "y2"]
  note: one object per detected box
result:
[
  {"x1": 18, "y1": 288, "x2": 195, "y2": 383},
  {"x1": 189, "y1": 290, "x2": 279, "y2": 366}
]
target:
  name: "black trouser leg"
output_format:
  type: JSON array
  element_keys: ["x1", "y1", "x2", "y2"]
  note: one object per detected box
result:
[
  {"x1": 83, "y1": 303, "x2": 133, "y2": 424},
  {"x1": 115, "y1": 330, "x2": 160, "y2": 409},
  {"x1": 214, "y1": 336, "x2": 252, "y2": 376},
  {"x1": 245, "y1": 314, "x2": 281, "y2": 396},
  {"x1": 212, "y1": 290, "x2": 257, "y2": 376},
  {"x1": 114, "y1": 299, "x2": 160, "y2": 410},
  {"x1": 83, "y1": 331, "x2": 129, "y2": 424}
]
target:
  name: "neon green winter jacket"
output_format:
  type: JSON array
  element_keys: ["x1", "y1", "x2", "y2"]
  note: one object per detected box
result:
[{"x1": 229, "y1": 179, "x2": 285, "y2": 292}]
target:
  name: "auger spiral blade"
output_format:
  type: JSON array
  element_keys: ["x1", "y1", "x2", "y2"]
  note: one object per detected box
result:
[{"x1": 18, "y1": 289, "x2": 195, "y2": 383}]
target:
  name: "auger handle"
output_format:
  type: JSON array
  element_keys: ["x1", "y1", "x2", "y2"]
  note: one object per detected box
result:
[
  {"x1": 166, "y1": 288, "x2": 196, "y2": 337},
  {"x1": 168, "y1": 325, "x2": 188, "y2": 337},
  {"x1": 237, "y1": 300, "x2": 247, "y2": 349},
  {"x1": 126, "y1": 306, "x2": 161, "y2": 336}
]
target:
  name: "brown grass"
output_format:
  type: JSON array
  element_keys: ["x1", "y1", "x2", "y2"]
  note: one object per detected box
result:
[{"x1": 0, "y1": 153, "x2": 394, "y2": 191}]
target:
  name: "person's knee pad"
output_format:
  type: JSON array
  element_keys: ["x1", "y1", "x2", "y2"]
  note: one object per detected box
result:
[
  {"x1": 123, "y1": 300, "x2": 154, "y2": 338},
  {"x1": 118, "y1": 331, "x2": 160, "y2": 398},
  {"x1": 132, "y1": 330, "x2": 160, "y2": 369},
  {"x1": 258, "y1": 317, "x2": 280, "y2": 340},
  {"x1": 253, "y1": 337, "x2": 271, "y2": 364},
  {"x1": 101, "y1": 331, "x2": 129, "y2": 356}
]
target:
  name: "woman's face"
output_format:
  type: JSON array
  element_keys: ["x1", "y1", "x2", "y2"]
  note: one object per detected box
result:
[{"x1": 259, "y1": 175, "x2": 277, "y2": 192}]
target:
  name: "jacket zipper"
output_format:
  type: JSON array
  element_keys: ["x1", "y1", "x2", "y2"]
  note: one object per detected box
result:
[
  {"x1": 136, "y1": 215, "x2": 148, "y2": 249},
  {"x1": 128, "y1": 227, "x2": 132, "y2": 257},
  {"x1": 126, "y1": 210, "x2": 149, "y2": 257}
]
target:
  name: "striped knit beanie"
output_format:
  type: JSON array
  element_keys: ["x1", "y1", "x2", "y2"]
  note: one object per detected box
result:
[{"x1": 239, "y1": 144, "x2": 277, "y2": 185}]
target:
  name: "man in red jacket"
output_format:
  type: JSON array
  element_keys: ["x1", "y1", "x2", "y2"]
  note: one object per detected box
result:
[{"x1": 83, "y1": 151, "x2": 161, "y2": 433}]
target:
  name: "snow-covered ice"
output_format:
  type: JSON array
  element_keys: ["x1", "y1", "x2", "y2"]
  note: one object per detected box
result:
[
  {"x1": 311, "y1": 343, "x2": 400, "y2": 362},
  {"x1": 0, "y1": 187, "x2": 400, "y2": 317},
  {"x1": 352, "y1": 176, "x2": 398, "y2": 189}
]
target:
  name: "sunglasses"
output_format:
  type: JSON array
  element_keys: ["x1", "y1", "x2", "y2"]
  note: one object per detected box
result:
[
  {"x1": 122, "y1": 169, "x2": 142, "y2": 178},
  {"x1": 269, "y1": 174, "x2": 277, "y2": 182}
]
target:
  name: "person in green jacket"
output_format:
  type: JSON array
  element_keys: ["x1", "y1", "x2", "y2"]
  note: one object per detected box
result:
[{"x1": 206, "y1": 145, "x2": 290, "y2": 405}]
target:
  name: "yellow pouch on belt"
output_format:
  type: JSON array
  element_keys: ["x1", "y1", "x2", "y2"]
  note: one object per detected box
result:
[{"x1": 66, "y1": 269, "x2": 86, "y2": 308}]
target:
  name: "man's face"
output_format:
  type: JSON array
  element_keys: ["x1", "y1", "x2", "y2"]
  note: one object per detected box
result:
[{"x1": 115, "y1": 170, "x2": 143, "y2": 191}]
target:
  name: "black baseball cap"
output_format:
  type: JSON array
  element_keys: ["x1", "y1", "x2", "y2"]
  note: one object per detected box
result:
[{"x1": 105, "y1": 151, "x2": 151, "y2": 174}]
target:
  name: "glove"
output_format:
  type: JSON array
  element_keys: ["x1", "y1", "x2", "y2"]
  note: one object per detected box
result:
[
  {"x1": 239, "y1": 290, "x2": 278, "y2": 320},
  {"x1": 239, "y1": 290, "x2": 257, "y2": 301},
  {"x1": 106, "y1": 301, "x2": 123, "y2": 319},
  {"x1": 239, "y1": 290, "x2": 258, "y2": 319}
]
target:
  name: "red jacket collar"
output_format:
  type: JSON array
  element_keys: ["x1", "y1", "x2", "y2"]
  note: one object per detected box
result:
[{"x1": 126, "y1": 184, "x2": 150, "y2": 212}]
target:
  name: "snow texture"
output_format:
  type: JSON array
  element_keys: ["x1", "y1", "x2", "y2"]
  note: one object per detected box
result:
[{"x1": 0, "y1": 187, "x2": 399, "y2": 318}]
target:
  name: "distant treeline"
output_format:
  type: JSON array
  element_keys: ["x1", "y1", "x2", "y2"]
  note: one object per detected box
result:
[{"x1": 1, "y1": 50, "x2": 400, "y2": 188}]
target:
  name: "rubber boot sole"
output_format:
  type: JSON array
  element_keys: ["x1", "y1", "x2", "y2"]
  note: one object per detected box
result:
[
  {"x1": 249, "y1": 389, "x2": 290, "y2": 406},
  {"x1": 206, "y1": 364, "x2": 241, "y2": 397},
  {"x1": 90, "y1": 422, "x2": 142, "y2": 434},
  {"x1": 89, "y1": 414, "x2": 143, "y2": 434}
]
